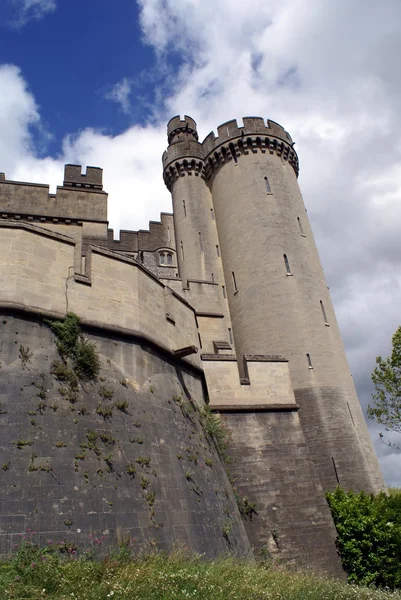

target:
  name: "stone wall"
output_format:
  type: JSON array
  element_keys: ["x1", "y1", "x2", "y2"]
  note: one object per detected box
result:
[
  {"x1": 223, "y1": 409, "x2": 344, "y2": 576},
  {"x1": 0, "y1": 222, "x2": 199, "y2": 370},
  {"x1": 0, "y1": 313, "x2": 252, "y2": 558}
]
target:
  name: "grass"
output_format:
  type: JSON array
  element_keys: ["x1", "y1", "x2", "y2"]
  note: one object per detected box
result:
[{"x1": 1, "y1": 550, "x2": 401, "y2": 600}]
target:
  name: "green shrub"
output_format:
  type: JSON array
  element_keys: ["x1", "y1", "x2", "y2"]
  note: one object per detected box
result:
[
  {"x1": 96, "y1": 404, "x2": 113, "y2": 419},
  {"x1": 45, "y1": 312, "x2": 100, "y2": 383},
  {"x1": 74, "y1": 339, "x2": 100, "y2": 381},
  {"x1": 115, "y1": 399, "x2": 129, "y2": 413},
  {"x1": 126, "y1": 462, "x2": 136, "y2": 477},
  {"x1": 99, "y1": 385, "x2": 113, "y2": 400},
  {"x1": 200, "y1": 406, "x2": 231, "y2": 464},
  {"x1": 327, "y1": 486, "x2": 401, "y2": 588},
  {"x1": 236, "y1": 495, "x2": 257, "y2": 519}
]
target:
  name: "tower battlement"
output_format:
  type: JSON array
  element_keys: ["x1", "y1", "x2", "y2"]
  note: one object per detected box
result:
[
  {"x1": 163, "y1": 116, "x2": 299, "y2": 190},
  {"x1": 63, "y1": 164, "x2": 103, "y2": 190},
  {"x1": 202, "y1": 117, "x2": 293, "y2": 152},
  {"x1": 167, "y1": 115, "x2": 199, "y2": 145}
]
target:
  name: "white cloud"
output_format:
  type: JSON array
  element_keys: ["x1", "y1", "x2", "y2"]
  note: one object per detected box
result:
[
  {"x1": 8, "y1": 0, "x2": 56, "y2": 28},
  {"x1": 105, "y1": 78, "x2": 133, "y2": 115},
  {"x1": 1, "y1": 0, "x2": 401, "y2": 483}
]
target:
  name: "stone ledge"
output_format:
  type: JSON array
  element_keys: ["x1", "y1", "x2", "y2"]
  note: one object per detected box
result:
[
  {"x1": 201, "y1": 353, "x2": 237, "y2": 361},
  {"x1": 210, "y1": 404, "x2": 300, "y2": 413},
  {"x1": 0, "y1": 212, "x2": 107, "y2": 224},
  {"x1": 213, "y1": 341, "x2": 232, "y2": 352},
  {"x1": 74, "y1": 273, "x2": 91, "y2": 286},
  {"x1": 0, "y1": 220, "x2": 75, "y2": 244},
  {"x1": 187, "y1": 278, "x2": 219, "y2": 286},
  {"x1": 0, "y1": 302, "x2": 204, "y2": 376},
  {"x1": 243, "y1": 354, "x2": 287, "y2": 363}
]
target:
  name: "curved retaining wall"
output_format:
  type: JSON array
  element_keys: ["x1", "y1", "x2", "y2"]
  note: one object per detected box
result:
[{"x1": 0, "y1": 312, "x2": 252, "y2": 557}]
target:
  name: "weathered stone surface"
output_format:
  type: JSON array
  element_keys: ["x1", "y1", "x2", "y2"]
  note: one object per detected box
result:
[
  {"x1": 0, "y1": 314, "x2": 251, "y2": 558},
  {"x1": 223, "y1": 410, "x2": 344, "y2": 576}
]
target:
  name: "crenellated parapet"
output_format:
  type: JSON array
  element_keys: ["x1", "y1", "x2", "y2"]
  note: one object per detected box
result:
[
  {"x1": 167, "y1": 115, "x2": 198, "y2": 144},
  {"x1": 163, "y1": 157, "x2": 204, "y2": 192},
  {"x1": 63, "y1": 164, "x2": 103, "y2": 190},
  {"x1": 162, "y1": 116, "x2": 299, "y2": 191},
  {"x1": 202, "y1": 132, "x2": 299, "y2": 179}
]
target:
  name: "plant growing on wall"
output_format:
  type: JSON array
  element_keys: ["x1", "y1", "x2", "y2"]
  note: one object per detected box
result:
[{"x1": 45, "y1": 312, "x2": 100, "y2": 382}]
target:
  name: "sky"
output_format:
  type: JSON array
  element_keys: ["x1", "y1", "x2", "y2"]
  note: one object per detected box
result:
[{"x1": 1, "y1": 0, "x2": 401, "y2": 485}]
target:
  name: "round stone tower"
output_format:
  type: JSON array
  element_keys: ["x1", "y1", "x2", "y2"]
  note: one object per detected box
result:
[
  {"x1": 163, "y1": 115, "x2": 385, "y2": 495},
  {"x1": 163, "y1": 116, "x2": 218, "y2": 286},
  {"x1": 205, "y1": 116, "x2": 385, "y2": 493}
]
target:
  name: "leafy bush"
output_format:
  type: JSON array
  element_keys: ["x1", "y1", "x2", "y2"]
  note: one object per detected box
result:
[
  {"x1": 327, "y1": 486, "x2": 401, "y2": 588},
  {"x1": 200, "y1": 406, "x2": 231, "y2": 464},
  {"x1": 45, "y1": 313, "x2": 100, "y2": 382}
]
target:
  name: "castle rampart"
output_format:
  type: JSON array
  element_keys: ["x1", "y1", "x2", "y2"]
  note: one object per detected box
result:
[{"x1": 0, "y1": 221, "x2": 199, "y2": 369}]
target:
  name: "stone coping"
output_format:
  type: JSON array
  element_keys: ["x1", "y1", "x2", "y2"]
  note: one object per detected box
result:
[
  {"x1": 0, "y1": 302, "x2": 204, "y2": 377},
  {"x1": 210, "y1": 404, "x2": 300, "y2": 413}
]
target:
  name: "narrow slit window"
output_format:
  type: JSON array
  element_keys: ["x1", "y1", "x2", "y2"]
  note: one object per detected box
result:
[
  {"x1": 347, "y1": 402, "x2": 355, "y2": 427},
  {"x1": 180, "y1": 241, "x2": 184, "y2": 261},
  {"x1": 320, "y1": 300, "x2": 329, "y2": 325},
  {"x1": 216, "y1": 245, "x2": 220, "y2": 257},
  {"x1": 167, "y1": 226, "x2": 171, "y2": 242},
  {"x1": 210, "y1": 208, "x2": 215, "y2": 220},
  {"x1": 264, "y1": 176, "x2": 271, "y2": 194},
  {"x1": 199, "y1": 231, "x2": 203, "y2": 252},
  {"x1": 183, "y1": 199, "x2": 187, "y2": 217},
  {"x1": 228, "y1": 328, "x2": 233, "y2": 345},
  {"x1": 211, "y1": 272, "x2": 214, "y2": 282},
  {"x1": 297, "y1": 217, "x2": 305, "y2": 236},
  {"x1": 222, "y1": 285, "x2": 226, "y2": 299},
  {"x1": 232, "y1": 271, "x2": 238, "y2": 293},
  {"x1": 306, "y1": 353, "x2": 313, "y2": 369},
  {"x1": 332, "y1": 457, "x2": 340, "y2": 484},
  {"x1": 283, "y1": 254, "x2": 292, "y2": 275}
]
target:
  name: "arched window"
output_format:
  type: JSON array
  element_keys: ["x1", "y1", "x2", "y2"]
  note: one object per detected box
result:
[{"x1": 159, "y1": 251, "x2": 174, "y2": 266}]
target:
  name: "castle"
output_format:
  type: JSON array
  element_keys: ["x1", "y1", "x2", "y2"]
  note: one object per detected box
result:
[{"x1": 0, "y1": 115, "x2": 385, "y2": 575}]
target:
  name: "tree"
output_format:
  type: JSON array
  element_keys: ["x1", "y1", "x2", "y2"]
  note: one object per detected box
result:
[
  {"x1": 368, "y1": 326, "x2": 401, "y2": 447},
  {"x1": 326, "y1": 487, "x2": 401, "y2": 588}
]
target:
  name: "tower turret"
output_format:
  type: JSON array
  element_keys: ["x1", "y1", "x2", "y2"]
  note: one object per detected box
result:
[
  {"x1": 167, "y1": 115, "x2": 198, "y2": 144},
  {"x1": 201, "y1": 116, "x2": 384, "y2": 494},
  {"x1": 163, "y1": 115, "x2": 385, "y2": 497},
  {"x1": 163, "y1": 116, "x2": 221, "y2": 287}
]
